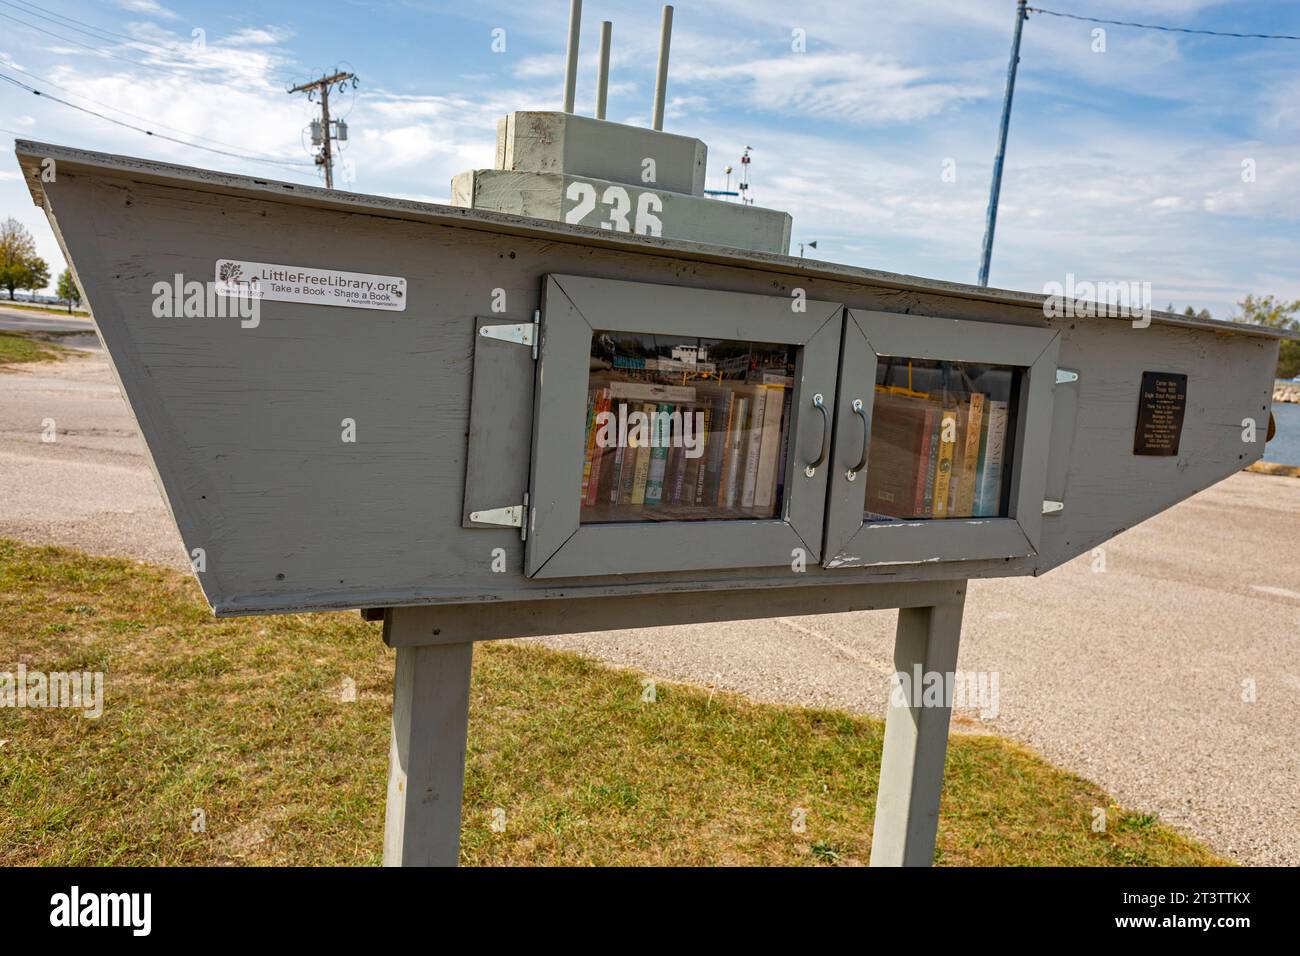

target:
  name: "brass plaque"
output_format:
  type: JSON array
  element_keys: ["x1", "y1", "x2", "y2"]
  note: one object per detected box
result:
[{"x1": 1134, "y1": 371, "x2": 1188, "y2": 456}]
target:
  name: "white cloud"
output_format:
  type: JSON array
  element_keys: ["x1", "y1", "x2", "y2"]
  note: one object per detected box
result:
[
  {"x1": 677, "y1": 52, "x2": 986, "y2": 124},
  {"x1": 115, "y1": 0, "x2": 179, "y2": 19},
  {"x1": 3, "y1": 0, "x2": 1297, "y2": 318}
]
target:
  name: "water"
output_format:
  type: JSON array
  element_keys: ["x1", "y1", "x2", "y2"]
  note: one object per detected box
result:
[{"x1": 1265, "y1": 397, "x2": 1300, "y2": 466}]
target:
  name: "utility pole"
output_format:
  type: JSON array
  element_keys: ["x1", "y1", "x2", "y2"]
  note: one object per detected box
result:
[
  {"x1": 977, "y1": 0, "x2": 1028, "y2": 287},
  {"x1": 289, "y1": 70, "x2": 357, "y2": 189}
]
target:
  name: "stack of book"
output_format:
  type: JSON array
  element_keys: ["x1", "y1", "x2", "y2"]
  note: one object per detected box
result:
[
  {"x1": 862, "y1": 390, "x2": 1010, "y2": 521},
  {"x1": 579, "y1": 372, "x2": 794, "y2": 522}
]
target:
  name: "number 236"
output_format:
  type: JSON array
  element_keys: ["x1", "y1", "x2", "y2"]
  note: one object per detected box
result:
[{"x1": 564, "y1": 181, "x2": 664, "y2": 236}]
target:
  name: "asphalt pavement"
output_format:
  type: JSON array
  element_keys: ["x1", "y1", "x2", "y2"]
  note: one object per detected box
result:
[{"x1": 2, "y1": 315, "x2": 1298, "y2": 865}]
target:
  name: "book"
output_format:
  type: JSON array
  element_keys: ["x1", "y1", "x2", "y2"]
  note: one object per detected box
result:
[
  {"x1": 629, "y1": 402, "x2": 656, "y2": 505},
  {"x1": 931, "y1": 408, "x2": 959, "y2": 518},
  {"x1": 585, "y1": 388, "x2": 611, "y2": 506},
  {"x1": 667, "y1": 404, "x2": 692, "y2": 504},
  {"x1": 692, "y1": 386, "x2": 731, "y2": 507},
  {"x1": 707, "y1": 389, "x2": 734, "y2": 505},
  {"x1": 922, "y1": 410, "x2": 940, "y2": 516},
  {"x1": 741, "y1": 386, "x2": 767, "y2": 509},
  {"x1": 722, "y1": 396, "x2": 749, "y2": 508},
  {"x1": 975, "y1": 400, "x2": 1010, "y2": 516},
  {"x1": 580, "y1": 390, "x2": 599, "y2": 502},
  {"x1": 609, "y1": 438, "x2": 626, "y2": 504},
  {"x1": 644, "y1": 403, "x2": 672, "y2": 506},
  {"x1": 863, "y1": 393, "x2": 937, "y2": 519},
  {"x1": 912, "y1": 406, "x2": 939, "y2": 516},
  {"x1": 954, "y1": 393, "x2": 985, "y2": 517},
  {"x1": 608, "y1": 381, "x2": 696, "y2": 403},
  {"x1": 753, "y1": 379, "x2": 787, "y2": 511},
  {"x1": 773, "y1": 385, "x2": 794, "y2": 506},
  {"x1": 693, "y1": 403, "x2": 712, "y2": 505},
  {"x1": 972, "y1": 407, "x2": 992, "y2": 516}
]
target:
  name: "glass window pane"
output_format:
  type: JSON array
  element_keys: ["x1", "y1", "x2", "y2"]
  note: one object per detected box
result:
[
  {"x1": 863, "y1": 357, "x2": 1020, "y2": 522},
  {"x1": 581, "y1": 331, "x2": 797, "y2": 524}
]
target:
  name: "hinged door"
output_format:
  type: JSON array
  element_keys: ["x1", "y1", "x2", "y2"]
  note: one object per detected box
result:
[
  {"x1": 525, "y1": 274, "x2": 844, "y2": 578},
  {"x1": 822, "y1": 308, "x2": 1060, "y2": 568}
]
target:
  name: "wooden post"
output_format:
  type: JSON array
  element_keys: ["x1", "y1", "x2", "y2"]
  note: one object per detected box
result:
[
  {"x1": 869, "y1": 591, "x2": 966, "y2": 867},
  {"x1": 382, "y1": 611, "x2": 474, "y2": 867}
]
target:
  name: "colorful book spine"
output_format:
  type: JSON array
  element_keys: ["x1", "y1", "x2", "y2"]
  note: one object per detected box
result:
[
  {"x1": 922, "y1": 410, "x2": 940, "y2": 516},
  {"x1": 972, "y1": 407, "x2": 992, "y2": 516},
  {"x1": 932, "y1": 409, "x2": 958, "y2": 518},
  {"x1": 741, "y1": 388, "x2": 767, "y2": 509},
  {"x1": 667, "y1": 405, "x2": 691, "y2": 504},
  {"x1": 644, "y1": 403, "x2": 672, "y2": 506},
  {"x1": 580, "y1": 390, "x2": 599, "y2": 502},
  {"x1": 773, "y1": 386, "x2": 794, "y2": 505},
  {"x1": 609, "y1": 429, "x2": 626, "y2": 505},
  {"x1": 585, "y1": 388, "x2": 610, "y2": 506},
  {"x1": 753, "y1": 382, "x2": 786, "y2": 510},
  {"x1": 912, "y1": 407, "x2": 938, "y2": 517},
  {"x1": 976, "y1": 400, "x2": 1010, "y2": 516},
  {"x1": 723, "y1": 396, "x2": 749, "y2": 508},
  {"x1": 694, "y1": 405, "x2": 712, "y2": 505},
  {"x1": 707, "y1": 391, "x2": 734, "y2": 505},
  {"x1": 629, "y1": 402, "x2": 656, "y2": 505},
  {"x1": 955, "y1": 393, "x2": 985, "y2": 517}
]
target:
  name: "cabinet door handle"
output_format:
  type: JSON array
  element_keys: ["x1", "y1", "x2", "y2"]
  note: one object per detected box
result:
[
  {"x1": 804, "y1": 393, "x2": 830, "y2": 477},
  {"x1": 846, "y1": 399, "x2": 869, "y2": 481}
]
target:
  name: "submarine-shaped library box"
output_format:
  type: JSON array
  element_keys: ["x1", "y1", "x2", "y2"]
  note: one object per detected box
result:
[{"x1": 14, "y1": 137, "x2": 1291, "y2": 622}]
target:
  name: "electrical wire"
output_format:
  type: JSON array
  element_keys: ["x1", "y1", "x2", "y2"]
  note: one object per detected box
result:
[
  {"x1": 1026, "y1": 7, "x2": 1300, "y2": 41},
  {"x1": 0, "y1": 0, "x2": 304, "y2": 80},
  {"x1": 0, "y1": 11, "x2": 205, "y2": 77},
  {"x1": 0, "y1": 70, "x2": 316, "y2": 174},
  {"x1": 0, "y1": 56, "x2": 314, "y2": 163}
]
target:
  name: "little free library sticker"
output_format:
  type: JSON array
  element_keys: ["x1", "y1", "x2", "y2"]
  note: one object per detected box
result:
[
  {"x1": 214, "y1": 259, "x2": 406, "y2": 312},
  {"x1": 1134, "y1": 370, "x2": 1188, "y2": 456}
]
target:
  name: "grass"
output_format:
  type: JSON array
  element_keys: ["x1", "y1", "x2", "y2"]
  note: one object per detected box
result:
[
  {"x1": 0, "y1": 539, "x2": 1225, "y2": 867},
  {"x1": 0, "y1": 300, "x2": 89, "y2": 317},
  {"x1": 0, "y1": 330, "x2": 70, "y2": 366}
]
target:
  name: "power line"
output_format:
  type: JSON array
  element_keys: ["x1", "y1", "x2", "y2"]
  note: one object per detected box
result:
[
  {"x1": 0, "y1": 70, "x2": 316, "y2": 174},
  {"x1": 0, "y1": 56, "x2": 312, "y2": 163},
  {"x1": 0, "y1": 10, "x2": 198, "y2": 77},
  {"x1": 1026, "y1": 7, "x2": 1300, "y2": 41},
  {"x1": 2, "y1": 0, "x2": 177, "y2": 48},
  {"x1": 0, "y1": 0, "x2": 304, "y2": 80}
]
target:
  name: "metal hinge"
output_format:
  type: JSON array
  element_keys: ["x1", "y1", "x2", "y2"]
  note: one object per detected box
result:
[
  {"x1": 1055, "y1": 368, "x2": 1079, "y2": 384},
  {"x1": 477, "y1": 311, "x2": 540, "y2": 359},
  {"x1": 469, "y1": 492, "x2": 529, "y2": 541},
  {"x1": 1042, "y1": 499, "x2": 1064, "y2": 515}
]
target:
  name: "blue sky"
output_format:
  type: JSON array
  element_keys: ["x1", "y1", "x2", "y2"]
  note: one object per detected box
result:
[{"x1": 2, "y1": 0, "x2": 1298, "y2": 317}]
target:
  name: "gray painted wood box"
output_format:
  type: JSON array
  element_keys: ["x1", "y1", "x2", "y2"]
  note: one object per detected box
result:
[{"x1": 15, "y1": 141, "x2": 1291, "y2": 619}]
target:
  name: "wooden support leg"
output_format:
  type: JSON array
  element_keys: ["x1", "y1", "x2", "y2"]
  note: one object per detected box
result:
[
  {"x1": 382, "y1": 615, "x2": 474, "y2": 867},
  {"x1": 870, "y1": 593, "x2": 966, "y2": 867}
]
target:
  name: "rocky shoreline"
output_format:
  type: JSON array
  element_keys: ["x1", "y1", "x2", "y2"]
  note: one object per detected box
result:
[{"x1": 1275, "y1": 383, "x2": 1300, "y2": 403}]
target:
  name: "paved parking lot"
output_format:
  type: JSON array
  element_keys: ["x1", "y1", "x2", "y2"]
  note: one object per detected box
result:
[{"x1": 3, "y1": 314, "x2": 1298, "y2": 864}]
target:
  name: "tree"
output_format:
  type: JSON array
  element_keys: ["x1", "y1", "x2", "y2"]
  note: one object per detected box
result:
[
  {"x1": 1164, "y1": 303, "x2": 1212, "y2": 321},
  {"x1": 56, "y1": 268, "x2": 82, "y2": 313},
  {"x1": 19, "y1": 256, "x2": 50, "y2": 299},
  {"x1": 1234, "y1": 294, "x2": 1300, "y2": 380},
  {"x1": 0, "y1": 217, "x2": 38, "y2": 300}
]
